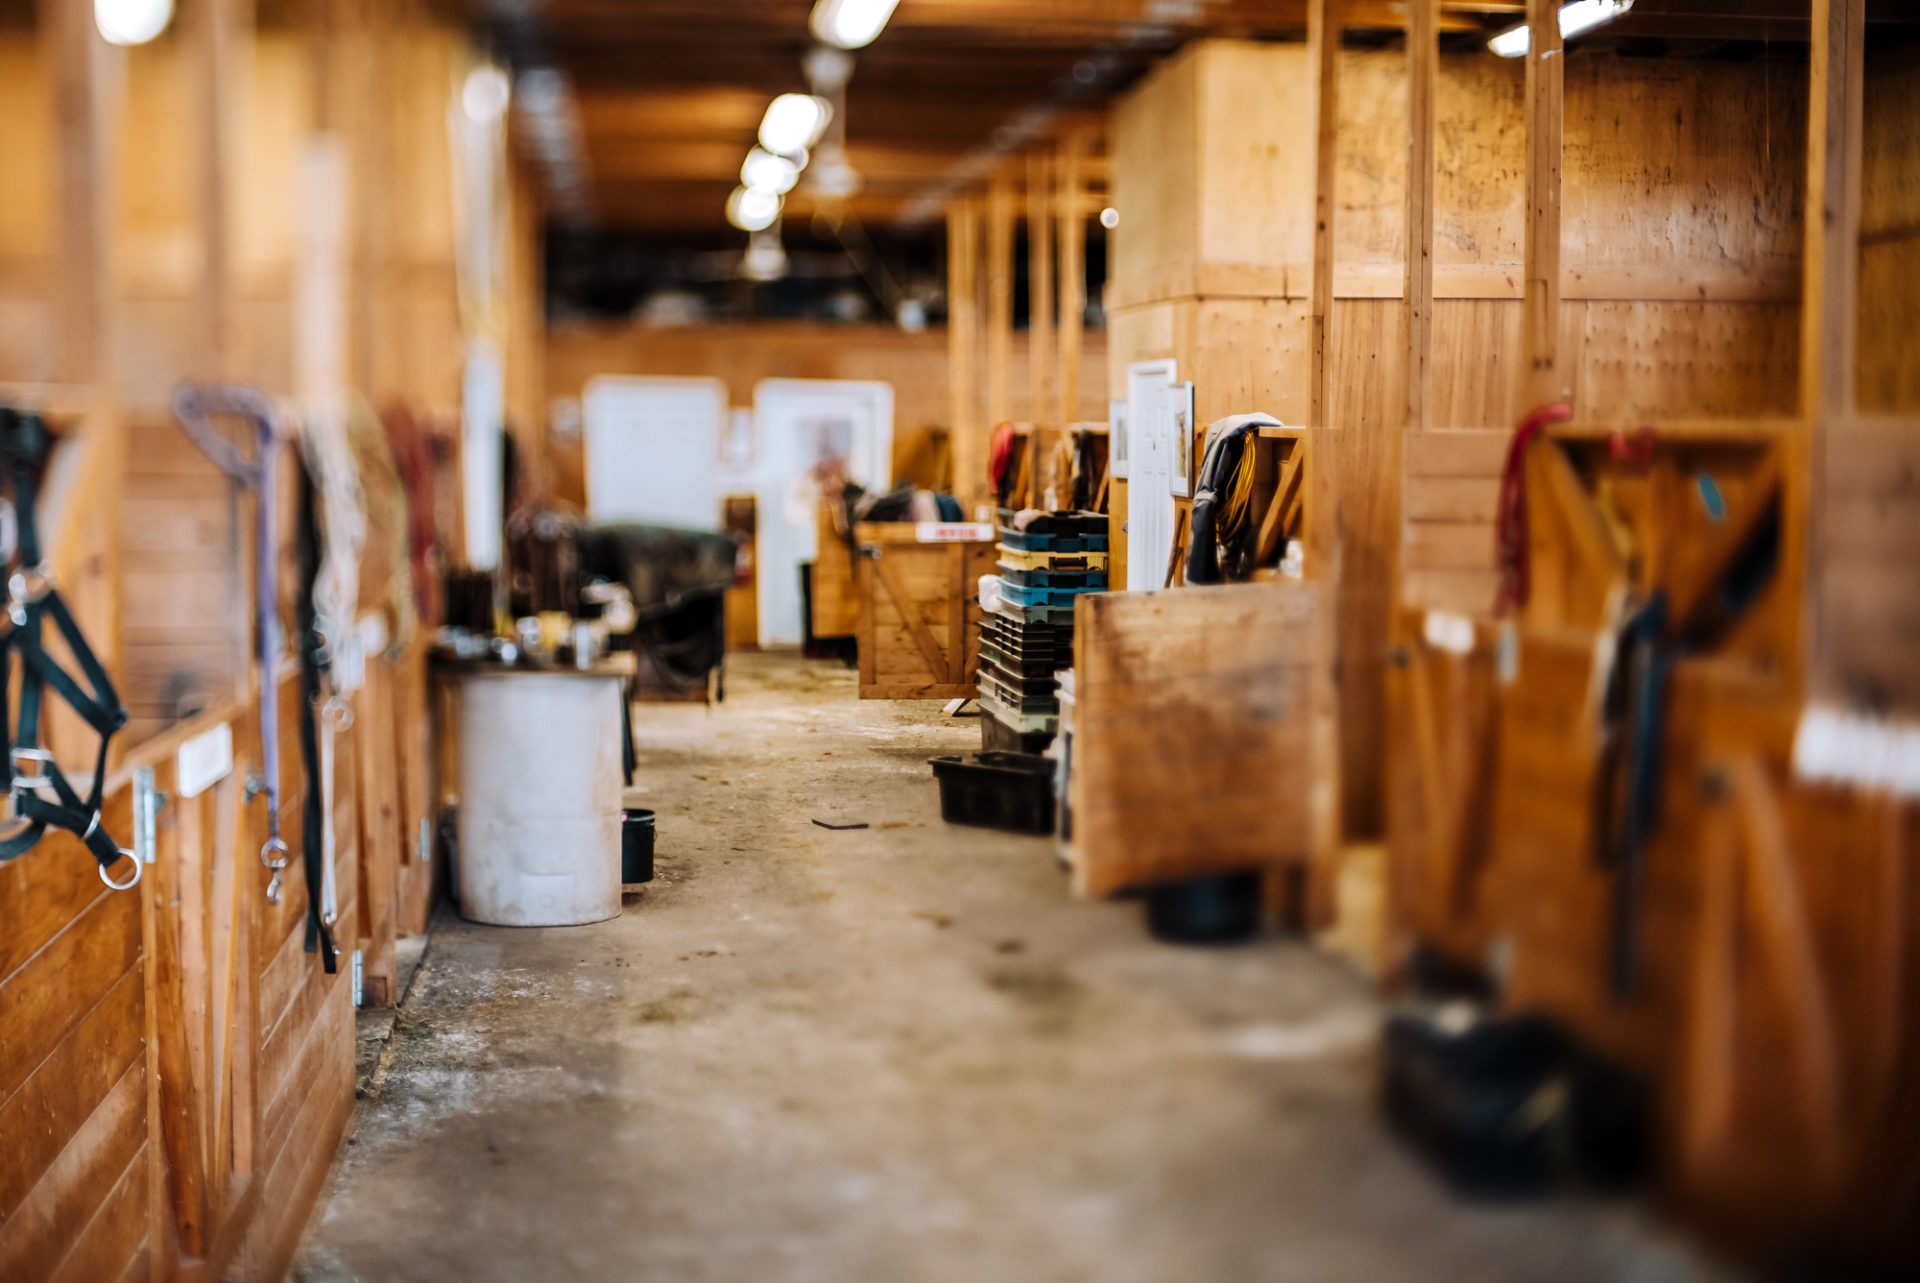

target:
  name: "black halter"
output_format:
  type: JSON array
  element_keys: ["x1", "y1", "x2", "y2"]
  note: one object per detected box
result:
[{"x1": 0, "y1": 409, "x2": 133, "y2": 887}]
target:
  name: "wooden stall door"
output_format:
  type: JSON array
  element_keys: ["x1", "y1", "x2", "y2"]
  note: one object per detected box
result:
[{"x1": 855, "y1": 529, "x2": 996, "y2": 700}]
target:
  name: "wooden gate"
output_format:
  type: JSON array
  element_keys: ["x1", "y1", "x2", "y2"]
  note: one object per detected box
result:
[{"x1": 855, "y1": 526, "x2": 996, "y2": 700}]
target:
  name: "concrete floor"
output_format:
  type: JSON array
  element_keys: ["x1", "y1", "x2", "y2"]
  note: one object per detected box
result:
[{"x1": 295, "y1": 651, "x2": 1729, "y2": 1283}]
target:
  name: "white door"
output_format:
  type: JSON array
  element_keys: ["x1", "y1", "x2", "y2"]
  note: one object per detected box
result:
[
  {"x1": 1125, "y1": 360, "x2": 1178, "y2": 592},
  {"x1": 582, "y1": 376, "x2": 729, "y2": 529},
  {"x1": 753, "y1": 379, "x2": 895, "y2": 647}
]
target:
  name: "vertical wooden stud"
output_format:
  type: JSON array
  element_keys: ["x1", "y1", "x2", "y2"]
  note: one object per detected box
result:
[
  {"x1": 1404, "y1": 0, "x2": 1436, "y2": 435},
  {"x1": 1027, "y1": 150, "x2": 1055, "y2": 434},
  {"x1": 946, "y1": 197, "x2": 980, "y2": 507},
  {"x1": 1056, "y1": 128, "x2": 1086, "y2": 432},
  {"x1": 1801, "y1": 0, "x2": 1864, "y2": 424},
  {"x1": 1522, "y1": 0, "x2": 1564, "y2": 412},
  {"x1": 1799, "y1": 0, "x2": 1866, "y2": 696},
  {"x1": 48, "y1": 0, "x2": 120, "y2": 386},
  {"x1": 191, "y1": 0, "x2": 245, "y2": 378},
  {"x1": 1307, "y1": 0, "x2": 1340, "y2": 429},
  {"x1": 986, "y1": 173, "x2": 1015, "y2": 432}
]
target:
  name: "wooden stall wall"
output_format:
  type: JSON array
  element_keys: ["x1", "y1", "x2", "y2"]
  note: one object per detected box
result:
[
  {"x1": 1109, "y1": 41, "x2": 1809, "y2": 843},
  {"x1": 2, "y1": 6, "x2": 460, "y2": 1279},
  {"x1": 544, "y1": 322, "x2": 1110, "y2": 508}
]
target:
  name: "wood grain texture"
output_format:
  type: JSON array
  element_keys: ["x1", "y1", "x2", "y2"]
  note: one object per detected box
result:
[
  {"x1": 1069, "y1": 583, "x2": 1335, "y2": 909},
  {"x1": 855, "y1": 529, "x2": 996, "y2": 700}
]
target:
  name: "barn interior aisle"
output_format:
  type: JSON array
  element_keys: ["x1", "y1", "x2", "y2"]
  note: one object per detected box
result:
[{"x1": 294, "y1": 653, "x2": 1715, "y2": 1283}]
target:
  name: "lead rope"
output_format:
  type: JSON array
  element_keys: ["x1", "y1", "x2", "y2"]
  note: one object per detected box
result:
[
  {"x1": 299, "y1": 403, "x2": 364, "y2": 947},
  {"x1": 170, "y1": 386, "x2": 292, "y2": 899},
  {"x1": 293, "y1": 453, "x2": 340, "y2": 973},
  {"x1": 0, "y1": 408, "x2": 135, "y2": 888}
]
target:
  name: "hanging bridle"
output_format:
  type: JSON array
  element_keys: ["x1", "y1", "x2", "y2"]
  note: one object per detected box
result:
[{"x1": 0, "y1": 408, "x2": 135, "y2": 889}]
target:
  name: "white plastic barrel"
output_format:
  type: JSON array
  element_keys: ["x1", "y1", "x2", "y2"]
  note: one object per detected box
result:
[{"x1": 455, "y1": 670, "x2": 625, "y2": 926}]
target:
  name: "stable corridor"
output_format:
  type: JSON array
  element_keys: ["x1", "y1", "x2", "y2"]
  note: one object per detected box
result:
[{"x1": 294, "y1": 654, "x2": 1717, "y2": 1283}]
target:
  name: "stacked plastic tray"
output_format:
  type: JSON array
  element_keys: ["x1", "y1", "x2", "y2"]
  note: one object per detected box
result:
[{"x1": 978, "y1": 511, "x2": 1109, "y2": 741}]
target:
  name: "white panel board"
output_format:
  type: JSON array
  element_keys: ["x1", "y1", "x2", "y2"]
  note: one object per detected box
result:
[
  {"x1": 1125, "y1": 360, "x2": 1177, "y2": 591},
  {"x1": 583, "y1": 376, "x2": 730, "y2": 529}
]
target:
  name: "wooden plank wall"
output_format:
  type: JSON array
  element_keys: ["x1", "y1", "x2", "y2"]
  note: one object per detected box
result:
[
  {"x1": 0, "y1": 651, "x2": 428, "y2": 1281},
  {"x1": 1, "y1": 6, "x2": 462, "y2": 1277},
  {"x1": 0, "y1": 391, "x2": 400, "y2": 1280}
]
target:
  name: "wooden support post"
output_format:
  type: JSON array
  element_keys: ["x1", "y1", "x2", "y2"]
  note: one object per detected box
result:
[
  {"x1": 947, "y1": 197, "x2": 981, "y2": 508},
  {"x1": 1027, "y1": 150, "x2": 1055, "y2": 434},
  {"x1": 1404, "y1": 0, "x2": 1436, "y2": 435},
  {"x1": 1801, "y1": 0, "x2": 1864, "y2": 425},
  {"x1": 986, "y1": 173, "x2": 1015, "y2": 432},
  {"x1": 1056, "y1": 128, "x2": 1087, "y2": 432},
  {"x1": 1799, "y1": 0, "x2": 1866, "y2": 695},
  {"x1": 48, "y1": 0, "x2": 120, "y2": 386},
  {"x1": 1522, "y1": 0, "x2": 1564, "y2": 412},
  {"x1": 1307, "y1": 0, "x2": 1340, "y2": 428},
  {"x1": 192, "y1": 0, "x2": 245, "y2": 378}
]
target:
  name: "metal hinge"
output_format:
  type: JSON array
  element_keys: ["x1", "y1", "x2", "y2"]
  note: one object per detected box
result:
[
  {"x1": 418, "y1": 817, "x2": 432, "y2": 863},
  {"x1": 351, "y1": 949, "x2": 364, "y2": 1008},
  {"x1": 133, "y1": 768, "x2": 167, "y2": 865}
]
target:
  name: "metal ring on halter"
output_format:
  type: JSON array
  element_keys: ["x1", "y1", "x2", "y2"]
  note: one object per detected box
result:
[
  {"x1": 324, "y1": 695, "x2": 354, "y2": 732},
  {"x1": 99, "y1": 848, "x2": 142, "y2": 891},
  {"x1": 260, "y1": 834, "x2": 288, "y2": 870}
]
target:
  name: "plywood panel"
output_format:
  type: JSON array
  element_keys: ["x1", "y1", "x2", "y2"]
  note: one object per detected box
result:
[
  {"x1": 1070, "y1": 582, "x2": 1336, "y2": 912},
  {"x1": 1562, "y1": 57, "x2": 1806, "y2": 291},
  {"x1": 1111, "y1": 45, "x2": 1201, "y2": 293},
  {"x1": 1197, "y1": 42, "x2": 1315, "y2": 273}
]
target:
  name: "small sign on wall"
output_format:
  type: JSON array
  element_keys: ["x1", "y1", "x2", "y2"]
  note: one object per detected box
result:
[
  {"x1": 915, "y1": 523, "x2": 995, "y2": 543},
  {"x1": 177, "y1": 723, "x2": 235, "y2": 799}
]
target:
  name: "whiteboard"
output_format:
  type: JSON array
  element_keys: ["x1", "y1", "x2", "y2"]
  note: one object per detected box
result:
[
  {"x1": 753, "y1": 379, "x2": 895, "y2": 647},
  {"x1": 582, "y1": 376, "x2": 730, "y2": 529}
]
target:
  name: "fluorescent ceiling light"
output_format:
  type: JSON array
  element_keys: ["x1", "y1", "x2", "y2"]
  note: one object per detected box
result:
[
  {"x1": 95, "y1": 0, "x2": 174, "y2": 45},
  {"x1": 727, "y1": 186, "x2": 783, "y2": 232},
  {"x1": 759, "y1": 94, "x2": 832, "y2": 156},
  {"x1": 1489, "y1": 0, "x2": 1632, "y2": 57},
  {"x1": 462, "y1": 66, "x2": 512, "y2": 123},
  {"x1": 742, "y1": 148, "x2": 802, "y2": 195},
  {"x1": 810, "y1": 0, "x2": 902, "y2": 50}
]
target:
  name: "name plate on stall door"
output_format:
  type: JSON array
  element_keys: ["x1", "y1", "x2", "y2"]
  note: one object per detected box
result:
[
  {"x1": 915, "y1": 523, "x2": 995, "y2": 543},
  {"x1": 177, "y1": 723, "x2": 235, "y2": 799}
]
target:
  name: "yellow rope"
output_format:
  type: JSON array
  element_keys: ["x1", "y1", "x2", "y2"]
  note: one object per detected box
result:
[{"x1": 1219, "y1": 439, "x2": 1259, "y2": 541}]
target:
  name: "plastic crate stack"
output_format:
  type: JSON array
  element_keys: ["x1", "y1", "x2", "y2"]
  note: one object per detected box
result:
[{"x1": 978, "y1": 511, "x2": 1109, "y2": 749}]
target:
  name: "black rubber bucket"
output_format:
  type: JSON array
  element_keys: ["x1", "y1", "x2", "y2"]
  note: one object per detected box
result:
[
  {"x1": 1145, "y1": 871, "x2": 1263, "y2": 944},
  {"x1": 621, "y1": 808, "x2": 656, "y2": 884}
]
